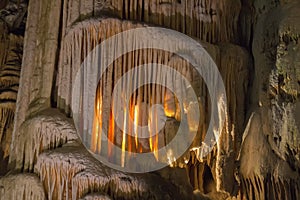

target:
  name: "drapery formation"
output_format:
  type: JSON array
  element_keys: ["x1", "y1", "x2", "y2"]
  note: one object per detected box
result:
[{"x1": 0, "y1": 0, "x2": 299, "y2": 199}]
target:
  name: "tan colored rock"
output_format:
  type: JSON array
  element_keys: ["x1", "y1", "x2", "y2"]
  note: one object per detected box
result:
[
  {"x1": 0, "y1": 173, "x2": 46, "y2": 200},
  {"x1": 35, "y1": 141, "x2": 189, "y2": 200},
  {"x1": 9, "y1": 109, "x2": 78, "y2": 171},
  {"x1": 10, "y1": 0, "x2": 62, "y2": 160},
  {"x1": 2, "y1": 0, "x2": 300, "y2": 199}
]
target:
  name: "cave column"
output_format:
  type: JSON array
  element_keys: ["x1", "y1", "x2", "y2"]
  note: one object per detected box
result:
[{"x1": 9, "y1": 0, "x2": 62, "y2": 169}]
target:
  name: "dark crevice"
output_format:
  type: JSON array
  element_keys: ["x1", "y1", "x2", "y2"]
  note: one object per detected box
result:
[
  {"x1": 128, "y1": 0, "x2": 130, "y2": 19},
  {"x1": 0, "y1": 88, "x2": 18, "y2": 93},
  {"x1": 122, "y1": 0, "x2": 125, "y2": 19},
  {"x1": 141, "y1": 0, "x2": 144, "y2": 21},
  {"x1": 0, "y1": 73, "x2": 20, "y2": 78},
  {"x1": 203, "y1": 164, "x2": 215, "y2": 194},
  {"x1": 0, "y1": 98, "x2": 16, "y2": 103},
  {"x1": 51, "y1": 0, "x2": 64, "y2": 108}
]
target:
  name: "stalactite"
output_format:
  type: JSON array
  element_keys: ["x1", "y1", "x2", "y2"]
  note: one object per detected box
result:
[
  {"x1": 9, "y1": 109, "x2": 78, "y2": 172},
  {"x1": 183, "y1": 44, "x2": 250, "y2": 194},
  {"x1": 0, "y1": 33, "x2": 23, "y2": 175},
  {"x1": 35, "y1": 141, "x2": 186, "y2": 200},
  {"x1": 57, "y1": 17, "x2": 251, "y2": 195},
  {"x1": 240, "y1": 174, "x2": 300, "y2": 200},
  {"x1": 58, "y1": 18, "x2": 203, "y2": 165},
  {"x1": 1, "y1": 0, "x2": 299, "y2": 199},
  {"x1": 59, "y1": 0, "x2": 241, "y2": 44},
  {"x1": 238, "y1": 109, "x2": 300, "y2": 200},
  {"x1": 0, "y1": 173, "x2": 46, "y2": 200}
]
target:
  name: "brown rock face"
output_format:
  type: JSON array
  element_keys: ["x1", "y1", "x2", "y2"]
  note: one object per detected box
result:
[
  {"x1": 0, "y1": 0, "x2": 27, "y2": 175},
  {"x1": 0, "y1": 0, "x2": 299, "y2": 200},
  {"x1": 238, "y1": 1, "x2": 300, "y2": 199}
]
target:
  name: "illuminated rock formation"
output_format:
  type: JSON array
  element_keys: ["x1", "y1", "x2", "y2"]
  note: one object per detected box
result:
[{"x1": 0, "y1": 0, "x2": 299, "y2": 200}]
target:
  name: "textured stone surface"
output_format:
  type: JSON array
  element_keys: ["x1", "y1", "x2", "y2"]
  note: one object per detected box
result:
[
  {"x1": 0, "y1": 5, "x2": 26, "y2": 162},
  {"x1": 0, "y1": 0, "x2": 300, "y2": 200},
  {"x1": 9, "y1": 109, "x2": 78, "y2": 172},
  {"x1": 0, "y1": 20, "x2": 23, "y2": 175},
  {"x1": 60, "y1": 0, "x2": 241, "y2": 43},
  {"x1": 0, "y1": 173, "x2": 46, "y2": 200},
  {"x1": 55, "y1": 17, "x2": 250, "y2": 197},
  {"x1": 237, "y1": 0, "x2": 300, "y2": 199},
  {"x1": 0, "y1": 0, "x2": 27, "y2": 34},
  {"x1": 35, "y1": 141, "x2": 188, "y2": 200},
  {"x1": 10, "y1": 0, "x2": 62, "y2": 158}
]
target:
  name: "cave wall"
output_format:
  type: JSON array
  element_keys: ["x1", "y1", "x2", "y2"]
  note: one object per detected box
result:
[
  {"x1": 0, "y1": 0, "x2": 25, "y2": 176},
  {"x1": 0, "y1": 0, "x2": 299, "y2": 200},
  {"x1": 238, "y1": 1, "x2": 300, "y2": 199}
]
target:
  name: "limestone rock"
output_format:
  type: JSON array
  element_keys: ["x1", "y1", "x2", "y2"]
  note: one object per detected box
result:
[
  {"x1": 0, "y1": 173, "x2": 46, "y2": 200},
  {"x1": 0, "y1": 31, "x2": 23, "y2": 175},
  {"x1": 238, "y1": 0, "x2": 300, "y2": 199},
  {"x1": 35, "y1": 141, "x2": 189, "y2": 200},
  {"x1": 0, "y1": 0, "x2": 300, "y2": 200},
  {"x1": 9, "y1": 109, "x2": 78, "y2": 172}
]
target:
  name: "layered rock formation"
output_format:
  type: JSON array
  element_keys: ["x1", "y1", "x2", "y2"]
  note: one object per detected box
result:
[
  {"x1": 0, "y1": 0, "x2": 299, "y2": 200},
  {"x1": 0, "y1": 0, "x2": 25, "y2": 175}
]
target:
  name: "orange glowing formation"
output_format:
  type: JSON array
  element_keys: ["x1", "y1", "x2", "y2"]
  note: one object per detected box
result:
[{"x1": 91, "y1": 85, "x2": 178, "y2": 165}]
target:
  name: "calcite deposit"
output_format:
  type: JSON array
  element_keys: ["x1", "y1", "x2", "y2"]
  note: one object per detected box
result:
[{"x1": 0, "y1": 0, "x2": 299, "y2": 200}]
